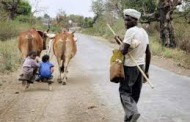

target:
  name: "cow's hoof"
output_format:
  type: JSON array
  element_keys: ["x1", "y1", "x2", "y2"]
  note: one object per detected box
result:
[
  {"x1": 22, "y1": 81, "x2": 27, "y2": 86},
  {"x1": 62, "y1": 82, "x2": 66, "y2": 85},
  {"x1": 63, "y1": 77, "x2": 68, "y2": 80}
]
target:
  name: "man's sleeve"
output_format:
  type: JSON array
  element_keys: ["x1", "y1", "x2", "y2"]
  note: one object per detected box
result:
[{"x1": 123, "y1": 29, "x2": 135, "y2": 45}]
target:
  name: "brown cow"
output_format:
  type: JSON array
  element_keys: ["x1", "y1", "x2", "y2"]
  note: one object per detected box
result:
[
  {"x1": 18, "y1": 28, "x2": 50, "y2": 59},
  {"x1": 53, "y1": 31, "x2": 77, "y2": 85}
]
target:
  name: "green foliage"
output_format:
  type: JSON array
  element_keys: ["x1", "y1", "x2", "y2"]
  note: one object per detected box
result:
[
  {"x1": 0, "y1": 0, "x2": 32, "y2": 20},
  {"x1": 49, "y1": 26, "x2": 60, "y2": 33},
  {"x1": 143, "y1": 0, "x2": 157, "y2": 13},
  {"x1": 91, "y1": 0, "x2": 105, "y2": 15},
  {"x1": 68, "y1": 15, "x2": 84, "y2": 26},
  {"x1": 122, "y1": 0, "x2": 157, "y2": 13},
  {"x1": 82, "y1": 17, "x2": 125, "y2": 40},
  {"x1": 17, "y1": 1, "x2": 31, "y2": 15},
  {"x1": 82, "y1": 17, "x2": 93, "y2": 28},
  {"x1": 15, "y1": 15, "x2": 31, "y2": 23}
]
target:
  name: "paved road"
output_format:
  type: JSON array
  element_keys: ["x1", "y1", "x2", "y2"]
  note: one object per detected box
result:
[
  {"x1": 0, "y1": 33, "x2": 190, "y2": 122},
  {"x1": 76, "y1": 34, "x2": 190, "y2": 122}
]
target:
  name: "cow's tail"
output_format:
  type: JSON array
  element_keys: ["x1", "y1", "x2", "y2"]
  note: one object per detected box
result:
[
  {"x1": 26, "y1": 34, "x2": 33, "y2": 56},
  {"x1": 60, "y1": 55, "x2": 65, "y2": 73},
  {"x1": 60, "y1": 62, "x2": 64, "y2": 73}
]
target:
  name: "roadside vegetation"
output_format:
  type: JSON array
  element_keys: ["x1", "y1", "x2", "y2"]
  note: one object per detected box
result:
[
  {"x1": 0, "y1": 0, "x2": 46, "y2": 73},
  {"x1": 82, "y1": 0, "x2": 190, "y2": 69},
  {"x1": 0, "y1": 0, "x2": 96, "y2": 73},
  {"x1": 0, "y1": 0, "x2": 190, "y2": 73}
]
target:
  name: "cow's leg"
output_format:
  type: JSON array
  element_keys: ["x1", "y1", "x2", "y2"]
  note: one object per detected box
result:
[
  {"x1": 48, "y1": 39, "x2": 53, "y2": 59},
  {"x1": 56, "y1": 57, "x2": 62, "y2": 83},
  {"x1": 62, "y1": 57, "x2": 70, "y2": 85},
  {"x1": 20, "y1": 46, "x2": 28, "y2": 59},
  {"x1": 62, "y1": 67, "x2": 67, "y2": 85}
]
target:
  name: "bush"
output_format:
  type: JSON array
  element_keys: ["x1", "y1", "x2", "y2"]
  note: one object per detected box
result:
[
  {"x1": 16, "y1": 15, "x2": 31, "y2": 23},
  {"x1": 0, "y1": 21, "x2": 18, "y2": 41},
  {"x1": 174, "y1": 23, "x2": 190, "y2": 53}
]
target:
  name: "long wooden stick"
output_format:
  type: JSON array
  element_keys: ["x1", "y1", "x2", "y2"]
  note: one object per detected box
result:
[
  {"x1": 107, "y1": 23, "x2": 154, "y2": 89},
  {"x1": 107, "y1": 23, "x2": 117, "y2": 36},
  {"x1": 128, "y1": 53, "x2": 154, "y2": 88}
]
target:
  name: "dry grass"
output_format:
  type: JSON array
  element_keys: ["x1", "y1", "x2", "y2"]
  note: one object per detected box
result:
[
  {"x1": 0, "y1": 38, "x2": 21, "y2": 73},
  {"x1": 150, "y1": 36, "x2": 190, "y2": 69}
]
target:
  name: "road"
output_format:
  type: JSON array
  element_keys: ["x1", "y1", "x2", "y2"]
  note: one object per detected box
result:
[{"x1": 0, "y1": 34, "x2": 190, "y2": 122}]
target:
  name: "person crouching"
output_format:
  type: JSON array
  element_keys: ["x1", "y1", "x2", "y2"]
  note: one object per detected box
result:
[
  {"x1": 19, "y1": 51, "x2": 39, "y2": 89},
  {"x1": 36, "y1": 54, "x2": 54, "y2": 86}
]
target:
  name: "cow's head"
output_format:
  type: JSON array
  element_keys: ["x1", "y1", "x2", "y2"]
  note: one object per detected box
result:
[
  {"x1": 63, "y1": 30, "x2": 77, "y2": 42},
  {"x1": 36, "y1": 26, "x2": 55, "y2": 50}
]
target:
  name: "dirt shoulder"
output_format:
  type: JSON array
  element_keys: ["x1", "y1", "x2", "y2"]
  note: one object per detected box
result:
[{"x1": 152, "y1": 55, "x2": 190, "y2": 77}]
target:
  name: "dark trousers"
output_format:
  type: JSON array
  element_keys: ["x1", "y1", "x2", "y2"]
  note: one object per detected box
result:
[{"x1": 119, "y1": 65, "x2": 144, "y2": 122}]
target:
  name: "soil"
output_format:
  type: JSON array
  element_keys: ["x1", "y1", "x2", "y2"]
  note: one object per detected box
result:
[{"x1": 152, "y1": 55, "x2": 190, "y2": 77}]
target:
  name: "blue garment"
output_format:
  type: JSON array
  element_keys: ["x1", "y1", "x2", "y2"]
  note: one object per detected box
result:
[{"x1": 39, "y1": 62, "x2": 54, "y2": 79}]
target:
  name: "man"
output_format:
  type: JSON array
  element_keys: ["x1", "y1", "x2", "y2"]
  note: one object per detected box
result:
[{"x1": 115, "y1": 9, "x2": 151, "y2": 122}]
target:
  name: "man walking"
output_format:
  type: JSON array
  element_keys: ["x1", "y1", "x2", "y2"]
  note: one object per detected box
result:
[{"x1": 115, "y1": 9, "x2": 151, "y2": 122}]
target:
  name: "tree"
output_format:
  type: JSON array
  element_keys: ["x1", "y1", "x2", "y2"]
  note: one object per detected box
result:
[
  {"x1": 156, "y1": 0, "x2": 182, "y2": 47},
  {"x1": 55, "y1": 10, "x2": 69, "y2": 28},
  {"x1": 44, "y1": 13, "x2": 50, "y2": 19},
  {"x1": 82, "y1": 17, "x2": 93, "y2": 28},
  {"x1": 68, "y1": 15, "x2": 84, "y2": 27},
  {"x1": 1, "y1": 0, "x2": 31, "y2": 20},
  {"x1": 91, "y1": 0, "x2": 105, "y2": 25},
  {"x1": 118, "y1": 0, "x2": 182, "y2": 47}
]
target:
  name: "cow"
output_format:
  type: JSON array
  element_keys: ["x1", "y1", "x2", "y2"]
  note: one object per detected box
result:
[
  {"x1": 53, "y1": 30, "x2": 77, "y2": 85},
  {"x1": 18, "y1": 28, "x2": 50, "y2": 59}
]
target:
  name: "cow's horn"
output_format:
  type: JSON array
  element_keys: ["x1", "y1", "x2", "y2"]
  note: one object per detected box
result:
[
  {"x1": 72, "y1": 31, "x2": 76, "y2": 34},
  {"x1": 46, "y1": 23, "x2": 50, "y2": 32}
]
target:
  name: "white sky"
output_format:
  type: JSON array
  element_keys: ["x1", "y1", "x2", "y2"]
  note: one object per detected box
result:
[{"x1": 29, "y1": 0, "x2": 94, "y2": 18}]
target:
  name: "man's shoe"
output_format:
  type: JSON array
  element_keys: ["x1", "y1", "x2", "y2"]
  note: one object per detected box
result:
[{"x1": 129, "y1": 113, "x2": 140, "y2": 122}]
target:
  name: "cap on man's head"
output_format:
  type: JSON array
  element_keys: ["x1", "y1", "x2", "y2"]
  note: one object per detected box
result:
[{"x1": 123, "y1": 9, "x2": 141, "y2": 20}]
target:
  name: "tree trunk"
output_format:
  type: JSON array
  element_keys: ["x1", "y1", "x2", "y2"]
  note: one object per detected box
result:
[
  {"x1": 158, "y1": 0, "x2": 182, "y2": 47},
  {"x1": 158, "y1": 0, "x2": 176, "y2": 47},
  {"x1": 1, "y1": 0, "x2": 19, "y2": 20}
]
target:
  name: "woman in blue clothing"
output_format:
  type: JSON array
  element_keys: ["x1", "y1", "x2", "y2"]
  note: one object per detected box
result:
[{"x1": 37, "y1": 54, "x2": 54, "y2": 85}]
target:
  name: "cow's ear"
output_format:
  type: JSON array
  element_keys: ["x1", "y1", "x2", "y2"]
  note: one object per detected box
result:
[
  {"x1": 37, "y1": 31, "x2": 43, "y2": 37},
  {"x1": 37, "y1": 31, "x2": 48, "y2": 38}
]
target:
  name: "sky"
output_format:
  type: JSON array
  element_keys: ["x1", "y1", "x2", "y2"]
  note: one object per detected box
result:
[{"x1": 29, "y1": 0, "x2": 95, "y2": 18}]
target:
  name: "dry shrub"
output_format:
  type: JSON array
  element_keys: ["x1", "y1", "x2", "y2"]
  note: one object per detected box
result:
[
  {"x1": 0, "y1": 21, "x2": 18, "y2": 41},
  {"x1": 175, "y1": 23, "x2": 190, "y2": 53},
  {"x1": 179, "y1": 39, "x2": 190, "y2": 53}
]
